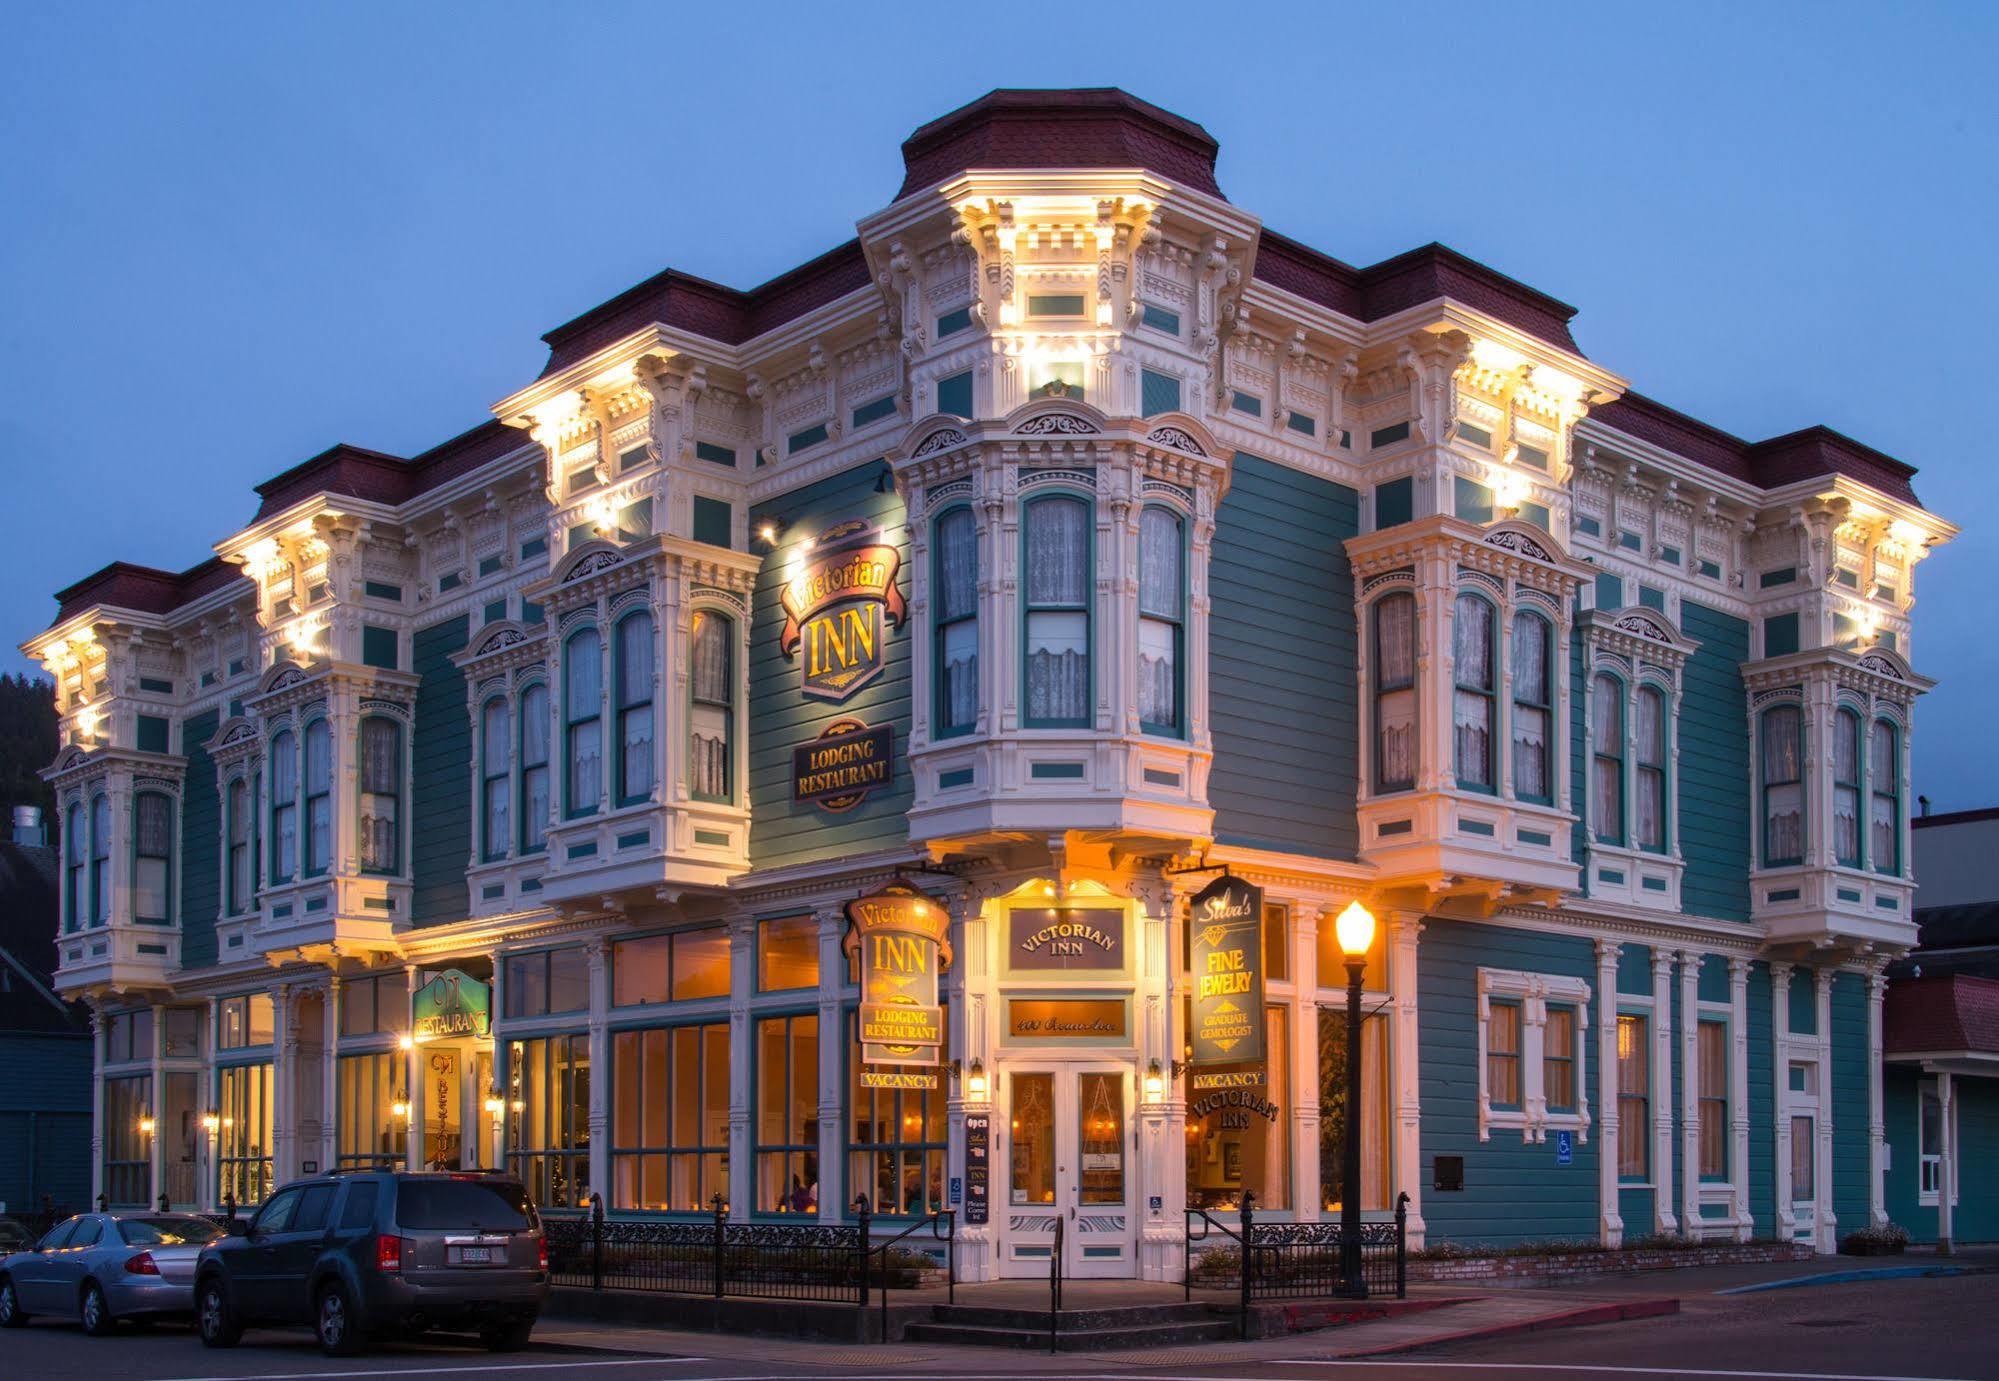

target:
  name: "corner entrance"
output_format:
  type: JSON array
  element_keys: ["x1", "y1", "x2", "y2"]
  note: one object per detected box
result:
[{"x1": 997, "y1": 1064, "x2": 1136, "y2": 1278}]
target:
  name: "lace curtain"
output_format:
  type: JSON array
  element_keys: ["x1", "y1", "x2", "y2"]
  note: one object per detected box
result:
[
  {"x1": 228, "y1": 780, "x2": 252, "y2": 907},
  {"x1": 568, "y1": 630, "x2": 603, "y2": 811},
  {"x1": 1138, "y1": 618, "x2": 1176, "y2": 729},
  {"x1": 1374, "y1": 596, "x2": 1415, "y2": 789},
  {"x1": 1762, "y1": 706, "x2": 1804, "y2": 863},
  {"x1": 941, "y1": 622, "x2": 977, "y2": 731},
  {"x1": 1138, "y1": 509, "x2": 1182, "y2": 730},
  {"x1": 1833, "y1": 712, "x2": 1861, "y2": 865},
  {"x1": 1453, "y1": 596, "x2": 1493, "y2": 788},
  {"x1": 618, "y1": 616, "x2": 655, "y2": 800},
  {"x1": 1026, "y1": 499, "x2": 1090, "y2": 722},
  {"x1": 1634, "y1": 689, "x2": 1665, "y2": 850},
  {"x1": 936, "y1": 509, "x2": 977, "y2": 623},
  {"x1": 1139, "y1": 508, "x2": 1181, "y2": 617},
  {"x1": 690, "y1": 613, "x2": 731, "y2": 799},
  {"x1": 1590, "y1": 675, "x2": 1623, "y2": 841},
  {"x1": 1510, "y1": 613, "x2": 1550, "y2": 799},
  {"x1": 1025, "y1": 497, "x2": 1088, "y2": 605},
  {"x1": 304, "y1": 720, "x2": 331, "y2": 872},
  {"x1": 1870, "y1": 720, "x2": 1899, "y2": 866},
  {"x1": 134, "y1": 795, "x2": 170, "y2": 920},
  {"x1": 360, "y1": 718, "x2": 399, "y2": 871},
  {"x1": 270, "y1": 731, "x2": 297, "y2": 800},
  {"x1": 521, "y1": 685, "x2": 549, "y2": 852},
  {"x1": 691, "y1": 614, "x2": 730, "y2": 704}
]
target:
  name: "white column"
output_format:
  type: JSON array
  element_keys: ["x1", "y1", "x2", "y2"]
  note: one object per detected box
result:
[
  {"x1": 202, "y1": 996, "x2": 220, "y2": 1211},
  {"x1": 1678, "y1": 951, "x2": 1701, "y2": 1237},
  {"x1": 1388, "y1": 912, "x2": 1425, "y2": 1247},
  {"x1": 89, "y1": 1005, "x2": 106, "y2": 1207},
  {"x1": 953, "y1": 886, "x2": 994, "y2": 1281},
  {"x1": 585, "y1": 938, "x2": 610, "y2": 1207},
  {"x1": 1771, "y1": 962, "x2": 1795, "y2": 1241},
  {"x1": 1936, "y1": 1070, "x2": 1955, "y2": 1255},
  {"x1": 403, "y1": 965, "x2": 421, "y2": 1172},
  {"x1": 322, "y1": 978, "x2": 341, "y2": 1175},
  {"x1": 1595, "y1": 939, "x2": 1624, "y2": 1248},
  {"x1": 270, "y1": 982, "x2": 295, "y2": 1183},
  {"x1": 1292, "y1": 905, "x2": 1323, "y2": 1222},
  {"x1": 1650, "y1": 950, "x2": 1677, "y2": 1236},
  {"x1": 1728, "y1": 957, "x2": 1752, "y2": 1241},
  {"x1": 149, "y1": 1002, "x2": 167, "y2": 1208},
  {"x1": 1867, "y1": 965, "x2": 1889, "y2": 1228},
  {"x1": 814, "y1": 906, "x2": 846, "y2": 1221},
  {"x1": 1814, "y1": 968, "x2": 1837, "y2": 1252},
  {"x1": 726, "y1": 914, "x2": 754, "y2": 1217}
]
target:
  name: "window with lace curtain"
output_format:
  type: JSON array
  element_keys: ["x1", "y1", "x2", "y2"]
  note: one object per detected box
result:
[
  {"x1": 1373, "y1": 594, "x2": 1417, "y2": 791},
  {"x1": 1511, "y1": 611, "x2": 1551, "y2": 802},
  {"x1": 1870, "y1": 718, "x2": 1900, "y2": 874},
  {"x1": 1833, "y1": 709, "x2": 1862, "y2": 868},
  {"x1": 1453, "y1": 594, "x2": 1496, "y2": 790},
  {"x1": 933, "y1": 507, "x2": 978, "y2": 737},
  {"x1": 1698, "y1": 1018, "x2": 1728, "y2": 1179},
  {"x1": 359, "y1": 716, "x2": 401, "y2": 873},
  {"x1": 520, "y1": 682, "x2": 550, "y2": 853},
  {"x1": 1590, "y1": 674, "x2": 1624, "y2": 845},
  {"x1": 90, "y1": 793, "x2": 111, "y2": 924},
  {"x1": 689, "y1": 611, "x2": 733, "y2": 803},
  {"x1": 270, "y1": 730, "x2": 297, "y2": 882},
  {"x1": 1760, "y1": 704, "x2": 1804, "y2": 866},
  {"x1": 564, "y1": 627, "x2": 603, "y2": 818},
  {"x1": 1634, "y1": 687, "x2": 1667, "y2": 853},
  {"x1": 1139, "y1": 506, "x2": 1184, "y2": 735},
  {"x1": 227, "y1": 777, "x2": 255, "y2": 912},
  {"x1": 614, "y1": 612, "x2": 656, "y2": 806},
  {"x1": 303, "y1": 718, "x2": 331, "y2": 875},
  {"x1": 481, "y1": 698, "x2": 510, "y2": 862},
  {"x1": 65, "y1": 802, "x2": 83, "y2": 931},
  {"x1": 1023, "y1": 495, "x2": 1091, "y2": 727},
  {"x1": 134, "y1": 791, "x2": 172, "y2": 922}
]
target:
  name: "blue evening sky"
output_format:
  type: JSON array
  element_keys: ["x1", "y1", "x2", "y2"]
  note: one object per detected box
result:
[{"x1": 4, "y1": 3, "x2": 1995, "y2": 808}]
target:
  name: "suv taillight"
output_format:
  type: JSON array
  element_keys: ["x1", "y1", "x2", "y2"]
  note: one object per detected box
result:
[
  {"x1": 536, "y1": 1233, "x2": 548, "y2": 1272},
  {"x1": 376, "y1": 1234, "x2": 403, "y2": 1273},
  {"x1": 123, "y1": 1251, "x2": 159, "y2": 1276}
]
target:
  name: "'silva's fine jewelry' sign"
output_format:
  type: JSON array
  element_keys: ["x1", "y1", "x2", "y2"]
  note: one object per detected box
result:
[{"x1": 1188, "y1": 874, "x2": 1266, "y2": 1066}]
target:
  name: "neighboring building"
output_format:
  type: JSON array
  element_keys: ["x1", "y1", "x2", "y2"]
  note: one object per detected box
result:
[
  {"x1": 20, "y1": 89, "x2": 1959, "y2": 1275},
  {"x1": 0, "y1": 807, "x2": 91, "y2": 1217},
  {"x1": 1881, "y1": 808, "x2": 1999, "y2": 1248}
]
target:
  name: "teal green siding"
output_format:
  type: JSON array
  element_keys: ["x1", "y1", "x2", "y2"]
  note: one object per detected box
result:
[
  {"x1": 1619, "y1": 1186, "x2": 1654, "y2": 1235},
  {"x1": 1697, "y1": 953, "x2": 1729, "y2": 1004},
  {"x1": 1374, "y1": 477, "x2": 1412, "y2": 529},
  {"x1": 178, "y1": 709, "x2": 221, "y2": 967},
  {"x1": 0, "y1": 1033, "x2": 92, "y2": 1213},
  {"x1": 362, "y1": 624, "x2": 399, "y2": 670},
  {"x1": 1830, "y1": 972, "x2": 1871, "y2": 1234},
  {"x1": 1884, "y1": 1066, "x2": 1999, "y2": 1244},
  {"x1": 749, "y1": 463, "x2": 913, "y2": 870},
  {"x1": 1678, "y1": 602, "x2": 1750, "y2": 922},
  {"x1": 411, "y1": 617, "x2": 471, "y2": 927},
  {"x1": 1207, "y1": 455, "x2": 1358, "y2": 860},
  {"x1": 1789, "y1": 973, "x2": 1817, "y2": 1035},
  {"x1": 1616, "y1": 942, "x2": 1652, "y2": 996},
  {"x1": 1418, "y1": 919, "x2": 1599, "y2": 1246},
  {"x1": 1746, "y1": 962, "x2": 1775, "y2": 1230}
]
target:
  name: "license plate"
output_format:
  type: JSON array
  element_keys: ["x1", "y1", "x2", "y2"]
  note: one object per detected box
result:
[{"x1": 453, "y1": 1246, "x2": 493, "y2": 1265}]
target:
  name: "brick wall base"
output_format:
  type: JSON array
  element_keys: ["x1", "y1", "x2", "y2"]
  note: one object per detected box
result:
[{"x1": 1411, "y1": 1241, "x2": 1815, "y2": 1284}]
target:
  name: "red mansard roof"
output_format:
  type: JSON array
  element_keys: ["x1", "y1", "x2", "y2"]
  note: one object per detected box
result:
[
  {"x1": 1884, "y1": 975, "x2": 1999, "y2": 1058},
  {"x1": 52, "y1": 557, "x2": 249, "y2": 627}
]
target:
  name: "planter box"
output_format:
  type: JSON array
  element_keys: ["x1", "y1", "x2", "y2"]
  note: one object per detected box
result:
[{"x1": 1410, "y1": 1241, "x2": 1815, "y2": 1285}]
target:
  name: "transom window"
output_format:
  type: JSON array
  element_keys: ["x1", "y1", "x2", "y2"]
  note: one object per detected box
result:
[{"x1": 1023, "y1": 495, "x2": 1091, "y2": 727}]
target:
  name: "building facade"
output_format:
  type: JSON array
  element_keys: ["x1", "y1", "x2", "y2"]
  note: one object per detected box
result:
[{"x1": 23, "y1": 89, "x2": 1960, "y2": 1276}]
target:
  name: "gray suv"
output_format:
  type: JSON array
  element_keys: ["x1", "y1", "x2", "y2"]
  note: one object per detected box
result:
[{"x1": 194, "y1": 1170, "x2": 547, "y2": 1356}]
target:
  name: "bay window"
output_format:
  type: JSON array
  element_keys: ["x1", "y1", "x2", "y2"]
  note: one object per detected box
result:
[
  {"x1": 1511, "y1": 611, "x2": 1551, "y2": 801},
  {"x1": 1138, "y1": 506, "x2": 1184, "y2": 736},
  {"x1": 1760, "y1": 704, "x2": 1804, "y2": 867},
  {"x1": 934, "y1": 507, "x2": 978, "y2": 737},
  {"x1": 1372, "y1": 593, "x2": 1417, "y2": 791},
  {"x1": 1022, "y1": 495, "x2": 1090, "y2": 727},
  {"x1": 614, "y1": 612, "x2": 655, "y2": 805},
  {"x1": 481, "y1": 698, "x2": 510, "y2": 862},
  {"x1": 1590, "y1": 674, "x2": 1625, "y2": 844},
  {"x1": 133, "y1": 791, "x2": 172, "y2": 922},
  {"x1": 1833, "y1": 709, "x2": 1862, "y2": 868},
  {"x1": 1870, "y1": 719, "x2": 1900, "y2": 874},
  {"x1": 1453, "y1": 594, "x2": 1496, "y2": 790},
  {"x1": 520, "y1": 682, "x2": 550, "y2": 852},
  {"x1": 90, "y1": 792, "x2": 110, "y2": 925},
  {"x1": 1617, "y1": 1013, "x2": 1649, "y2": 1179},
  {"x1": 1634, "y1": 686, "x2": 1667, "y2": 853},
  {"x1": 564, "y1": 627, "x2": 602, "y2": 817},
  {"x1": 689, "y1": 611, "x2": 732, "y2": 802},
  {"x1": 358, "y1": 716, "x2": 401, "y2": 873},
  {"x1": 303, "y1": 717, "x2": 331, "y2": 875},
  {"x1": 270, "y1": 730, "x2": 297, "y2": 883}
]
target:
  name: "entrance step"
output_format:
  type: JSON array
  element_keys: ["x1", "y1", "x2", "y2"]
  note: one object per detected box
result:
[{"x1": 902, "y1": 1300, "x2": 1240, "y2": 1350}]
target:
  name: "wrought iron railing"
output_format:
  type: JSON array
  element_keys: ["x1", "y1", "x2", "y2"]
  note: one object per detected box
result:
[
  {"x1": 856, "y1": 1197, "x2": 954, "y2": 1338},
  {"x1": 1185, "y1": 1190, "x2": 1408, "y2": 1330}
]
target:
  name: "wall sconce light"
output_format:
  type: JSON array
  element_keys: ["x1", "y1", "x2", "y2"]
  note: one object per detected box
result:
[
  {"x1": 483, "y1": 1088, "x2": 505, "y2": 1117},
  {"x1": 200, "y1": 1110, "x2": 219, "y2": 1135},
  {"x1": 510, "y1": 1098, "x2": 525, "y2": 1114},
  {"x1": 138, "y1": 1116, "x2": 156, "y2": 1137},
  {"x1": 399, "y1": 1033, "x2": 415, "y2": 1052},
  {"x1": 391, "y1": 1099, "x2": 411, "y2": 1120},
  {"x1": 966, "y1": 1059, "x2": 988, "y2": 1100},
  {"x1": 1144, "y1": 1061, "x2": 1165, "y2": 1099},
  {"x1": 757, "y1": 518, "x2": 786, "y2": 546}
]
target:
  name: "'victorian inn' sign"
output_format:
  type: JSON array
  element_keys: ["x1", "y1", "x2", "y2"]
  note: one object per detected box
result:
[{"x1": 778, "y1": 519, "x2": 905, "y2": 702}]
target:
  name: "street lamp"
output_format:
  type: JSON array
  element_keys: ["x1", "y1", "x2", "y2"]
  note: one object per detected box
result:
[{"x1": 1334, "y1": 899, "x2": 1376, "y2": 1298}]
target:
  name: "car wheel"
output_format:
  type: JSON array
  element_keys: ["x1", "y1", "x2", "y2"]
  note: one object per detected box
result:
[
  {"x1": 314, "y1": 1283, "x2": 365, "y2": 1358},
  {"x1": 480, "y1": 1313, "x2": 535, "y2": 1352},
  {"x1": 0, "y1": 1275, "x2": 27, "y2": 1328},
  {"x1": 196, "y1": 1279, "x2": 241, "y2": 1349},
  {"x1": 80, "y1": 1280, "x2": 116, "y2": 1337}
]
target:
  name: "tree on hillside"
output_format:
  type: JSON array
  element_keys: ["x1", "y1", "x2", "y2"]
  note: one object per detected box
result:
[{"x1": 0, "y1": 673, "x2": 58, "y2": 826}]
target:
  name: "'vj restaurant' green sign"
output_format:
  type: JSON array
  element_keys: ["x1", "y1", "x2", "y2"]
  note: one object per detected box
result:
[{"x1": 412, "y1": 969, "x2": 491, "y2": 1041}]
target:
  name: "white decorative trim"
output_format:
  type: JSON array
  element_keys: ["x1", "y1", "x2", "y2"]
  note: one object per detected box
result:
[{"x1": 1475, "y1": 967, "x2": 1593, "y2": 1144}]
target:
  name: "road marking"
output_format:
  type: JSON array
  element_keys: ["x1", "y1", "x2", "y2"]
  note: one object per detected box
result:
[
  {"x1": 157, "y1": 1358, "x2": 710, "y2": 1381},
  {"x1": 1275, "y1": 1363, "x2": 1975, "y2": 1381}
]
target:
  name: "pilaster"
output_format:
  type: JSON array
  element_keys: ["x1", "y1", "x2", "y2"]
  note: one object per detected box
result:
[
  {"x1": 88, "y1": 1004, "x2": 105, "y2": 1205},
  {"x1": 1728, "y1": 956, "x2": 1752, "y2": 1241},
  {"x1": 1594, "y1": 938, "x2": 1624, "y2": 1247},
  {"x1": 1677, "y1": 950, "x2": 1700, "y2": 1237},
  {"x1": 814, "y1": 905, "x2": 847, "y2": 1220},
  {"x1": 1814, "y1": 967, "x2": 1837, "y2": 1251},
  {"x1": 1771, "y1": 961, "x2": 1795, "y2": 1240},
  {"x1": 1649, "y1": 949, "x2": 1677, "y2": 1235},
  {"x1": 1867, "y1": 964, "x2": 1888, "y2": 1227},
  {"x1": 1388, "y1": 911, "x2": 1425, "y2": 1246},
  {"x1": 585, "y1": 936, "x2": 610, "y2": 1205},
  {"x1": 726, "y1": 913, "x2": 754, "y2": 1217}
]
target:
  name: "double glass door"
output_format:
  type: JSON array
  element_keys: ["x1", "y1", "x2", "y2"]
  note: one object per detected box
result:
[{"x1": 1000, "y1": 1064, "x2": 1134, "y2": 1277}]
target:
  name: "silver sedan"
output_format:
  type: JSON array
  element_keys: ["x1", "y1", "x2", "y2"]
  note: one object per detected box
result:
[{"x1": 0, "y1": 1213, "x2": 227, "y2": 1334}]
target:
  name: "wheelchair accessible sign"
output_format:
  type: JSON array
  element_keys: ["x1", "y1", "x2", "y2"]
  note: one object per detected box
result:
[{"x1": 1554, "y1": 1130, "x2": 1574, "y2": 1166}]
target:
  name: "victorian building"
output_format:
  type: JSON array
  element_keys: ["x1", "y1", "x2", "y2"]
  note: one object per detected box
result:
[{"x1": 24, "y1": 89, "x2": 1959, "y2": 1277}]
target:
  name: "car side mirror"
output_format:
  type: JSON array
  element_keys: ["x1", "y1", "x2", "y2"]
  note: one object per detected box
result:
[{"x1": 225, "y1": 1220, "x2": 251, "y2": 1238}]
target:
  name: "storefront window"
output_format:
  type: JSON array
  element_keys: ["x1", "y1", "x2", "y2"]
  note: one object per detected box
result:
[
  {"x1": 105, "y1": 1008, "x2": 154, "y2": 1063},
  {"x1": 505, "y1": 948, "x2": 589, "y2": 1018},
  {"x1": 218, "y1": 993, "x2": 274, "y2": 1050},
  {"x1": 611, "y1": 1022, "x2": 729, "y2": 1212},
  {"x1": 847, "y1": 1010, "x2": 946, "y2": 1217},
  {"x1": 1187, "y1": 1006, "x2": 1289, "y2": 1211},
  {"x1": 161, "y1": 1006, "x2": 203, "y2": 1057},
  {"x1": 507, "y1": 1034, "x2": 590, "y2": 1209},
  {"x1": 339, "y1": 972, "x2": 409, "y2": 1038},
  {"x1": 104, "y1": 1074, "x2": 152, "y2": 1207},
  {"x1": 1318, "y1": 1005, "x2": 1390, "y2": 1213},
  {"x1": 754, "y1": 1012, "x2": 818, "y2": 1214},
  {"x1": 613, "y1": 927, "x2": 730, "y2": 1006},
  {"x1": 757, "y1": 915, "x2": 818, "y2": 991},
  {"x1": 217, "y1": 1062, "x2": 274, "y2": 1205},
  {"x1": 161, "y1": 1070, "x2": 199, "y2": 1207},
  {"x1": 337, "y1": 1051, "x2": 408, "y2": 1168}
]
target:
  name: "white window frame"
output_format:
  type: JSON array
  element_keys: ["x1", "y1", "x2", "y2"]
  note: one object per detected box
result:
[
  {"x1": 1476, "y1": 967, "x2": 1592, "y2": 1143},
  {"x1": 1918, "y1": 1078, "x2": 1958, "y2": 1207}
]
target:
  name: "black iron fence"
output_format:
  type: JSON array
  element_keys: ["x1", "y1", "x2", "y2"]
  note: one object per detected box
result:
[{"x1": 1186, "y1": 1190, "x2": 1408, "y2": 1329}]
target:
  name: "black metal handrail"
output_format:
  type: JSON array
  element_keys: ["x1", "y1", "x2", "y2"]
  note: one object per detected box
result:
[
  {"x1": 857, "y1": 1198, "x2": 955, "y2": 1340},
  {"x1": 1048, "y1": 1213, "x2": 1063, "y2": 1353},
  {"x1": 1184, "y1": 1189, "x2": 1407, "y2": 1327},
  {"x1": 1185, "y1": 1188, "x2": 1254, "y2": 1337}
]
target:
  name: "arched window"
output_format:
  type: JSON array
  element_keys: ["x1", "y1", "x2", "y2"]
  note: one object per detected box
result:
[
  {"x1": 270, "y1": 729, "x2": 297, "y2": 883},
  {"x1": 64, "y1": 803, "x2": 83, "y2": 932},
  {"x1": 1870, "y1": 719, "x2": 1900, "y2": 875},
  {"x1": 1139, "y1": 506, "x2": 1185, "y2": 736},
  {"x1": 520, "y1": 683, "x2": 550, "y2": 853},
  {"x1": 134, "y1": 792, "x2": 172, "y2": 923},
  {"x1": 564, "y1": 628, "x2": 603, "y2": 818},
  {"x1": 1022, "y1": 495, "x2": 1090, "y2": 727},
  {"x1": 1832, "y1": 709, "x2": 1862, "y2": 868},
  {"x1": 303, "y1": 718, "x2": 331, "y2": 875},
  {"x1": 614, "y1": 613, "x2": 655, "y2": 805},
  {"x1": 1510, "y1": 611, "x2": 1552, "y2": 802},
  {"x1": 89, "y1": 793, "x2": 110, "y2": 925},
  {"x1": 1760, "y1": 704, "x2": 1805, "y2": 867},
  {"x1": 227, "y1": 778, "x2": 252, "y2": 913},
  {"x1": 358, "y1": 716, "x2": 401, "y2": 873},
  {"x1": 1373, "y1": 594, "x2": 1417, "y2": 792},
  {"x1": 1453, "y1": 593, "x2": 1496, "y2": 790},
  {"x1": 1590, "y1": 674, "x2": 1625, "y2": 845},
  {"x1": 1634, "y1": 686, "x2": 1667, "y2": 853},
  {"x1": 689, "y1": 611, "x2": 733, "y2": 803},
  {"x1": 934, "y1": 507, "x2": 978, "y2": 737},
  {"x1": 481, "y1": 698, "x2": 511, "y2": 863}
]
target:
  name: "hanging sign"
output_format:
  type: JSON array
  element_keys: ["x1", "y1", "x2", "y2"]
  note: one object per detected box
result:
[
  {"x1": 778, "y1": 519, "x2": 905, "y2": 702},
  {"x1": 791, "y1": 718, "x2": 895, "y2": 812},
  {"x1": 1188, "y1": 875, "x2": 1265, "y2": 1066},
  {"x1": 963, "y1": 1113, "x2": 990, "y2": 1225},
  {"x1": 846, "y1": 878, "x2": 950, "y2": 1068},
  {"x1": 410, "y1": 969, "x2": 491, "y2": 1041},
  {"x1": 859, "y1": 1069, "x2": 939, "y2": 1090}
]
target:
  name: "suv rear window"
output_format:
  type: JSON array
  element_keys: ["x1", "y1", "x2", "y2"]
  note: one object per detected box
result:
[{"x1": 394, "y1": 1180, "x2": 531, "y2": 1230}]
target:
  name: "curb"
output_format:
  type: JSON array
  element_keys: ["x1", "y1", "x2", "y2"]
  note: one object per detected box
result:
[
  {"x1": 1333, "y1": 1296, "x2": 1680, "y2": 1356},
  {"x1": 1719, "y1": 1263, "x2": 1999, "y2": 1294}
]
